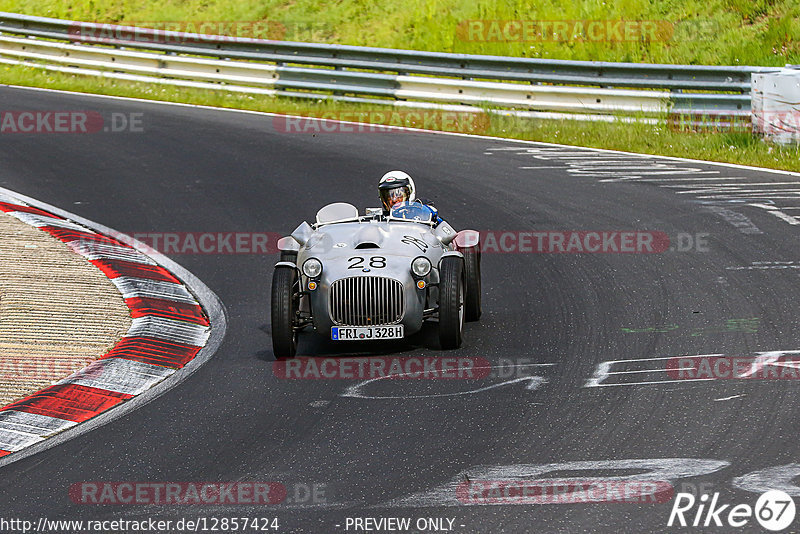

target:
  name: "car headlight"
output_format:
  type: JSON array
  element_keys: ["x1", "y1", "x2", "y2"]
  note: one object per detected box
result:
[
  {"x1": 302, "y1": 258, "x2": 323, "y2": 278},
  {"x1": 411, "y1": 256, "x2": 431, "y2": 277}
]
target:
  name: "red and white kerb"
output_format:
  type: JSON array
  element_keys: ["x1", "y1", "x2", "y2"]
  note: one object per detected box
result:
[{"x1": 0, "y1": 199, "x2": 210, "y2": 458}]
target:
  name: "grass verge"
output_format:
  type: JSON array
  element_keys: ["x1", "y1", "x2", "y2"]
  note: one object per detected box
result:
[{"x1": 0, "y1": 0, "x2": 797, "y2": 66}]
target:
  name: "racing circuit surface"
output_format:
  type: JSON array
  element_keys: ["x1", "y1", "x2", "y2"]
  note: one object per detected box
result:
[{"x1": 2, "y1": 85, "x2": 800, "y2": 533}]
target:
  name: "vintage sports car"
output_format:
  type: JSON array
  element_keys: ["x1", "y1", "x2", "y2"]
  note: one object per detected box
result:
[{"x1": 271, "y1": 201, "x2": 481, "y2": 358}]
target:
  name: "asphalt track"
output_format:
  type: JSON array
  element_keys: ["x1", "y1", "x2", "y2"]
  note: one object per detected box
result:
[{"x1": 2, "y1": 85, "x2": 800, "y2": 533}]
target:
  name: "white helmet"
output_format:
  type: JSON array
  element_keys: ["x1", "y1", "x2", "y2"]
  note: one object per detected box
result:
[{"x1": 378, "y1": 170, "x2": 416, "y2": 211}]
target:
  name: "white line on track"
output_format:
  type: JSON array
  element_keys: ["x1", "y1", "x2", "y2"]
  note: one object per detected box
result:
[
  {"x1": 518, "y1": 166, "x2": 569, "y2": 170},
  {"x1": 714, "y1": 394, "x2": 746, "y2": 401},
  {"x1": 341, "y1": 363, "x2": 554, "y2": 400},
  {"x1": 637, "y1": 176, "x2": 751, "y2": 182}
]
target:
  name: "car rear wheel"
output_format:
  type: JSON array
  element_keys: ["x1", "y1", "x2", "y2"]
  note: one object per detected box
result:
[
  {"x1": 462, "y1": 245, "x2": 481, "y2": 321},
  {"x1": 271, "y1": 265, "x2": 299, "y2": 358},
  {"x1": 439, "y1": 255, "x2": 464, "y2": 349}
]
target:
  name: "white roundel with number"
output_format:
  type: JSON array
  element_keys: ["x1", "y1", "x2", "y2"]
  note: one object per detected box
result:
[{"x1": 756, "y1": 490, "x2": 796, "y2": 531}]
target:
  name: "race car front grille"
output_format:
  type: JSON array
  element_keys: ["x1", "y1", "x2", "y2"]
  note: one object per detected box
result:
[{"x1": 329, "y1": 276, "x2": 404, "y2": 326}]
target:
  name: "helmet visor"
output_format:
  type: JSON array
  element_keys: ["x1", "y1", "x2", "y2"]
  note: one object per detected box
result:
[{"x1": 380, "y1": 186, "x2": 409, "y2": 210}]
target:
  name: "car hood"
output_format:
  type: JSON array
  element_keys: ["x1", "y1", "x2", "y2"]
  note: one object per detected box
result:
[
  {"x1": 298, "y1": 220, "x2": 446, "y2": 282},
  {"x1": 303, "y1": 221, "x2": 440, "y2": 258}
]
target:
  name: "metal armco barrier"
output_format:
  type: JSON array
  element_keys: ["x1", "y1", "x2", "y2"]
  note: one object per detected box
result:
[{"x1": 0, "y1": 12, "x2": 783, "y2": 122}]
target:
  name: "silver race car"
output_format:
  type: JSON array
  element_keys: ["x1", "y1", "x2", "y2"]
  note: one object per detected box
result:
[{"x1": 271, "y1": 201, "x2": 481, "y2": 358}]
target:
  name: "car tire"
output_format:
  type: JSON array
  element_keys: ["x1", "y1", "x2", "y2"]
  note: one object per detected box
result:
[
  {"x1": 438, "y1": 255, "x2": 464, "y2": 349},
  {"x1": 280, "y1": 250, "x2": 298, "y2": 264},
  {"x1": 462, "y1": 245, "x2": 481, "y2": 321},
  {"x1": 271, "y1": 265, "x2": 298, "y2": 358}
]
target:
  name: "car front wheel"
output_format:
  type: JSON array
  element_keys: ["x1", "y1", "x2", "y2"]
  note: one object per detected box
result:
[
  {"x1": 271, "y1": 265, "x2": 299, "y2": 358},
  {"x1": 438, "y1": 255, "x2": 464, "y2": 349}
]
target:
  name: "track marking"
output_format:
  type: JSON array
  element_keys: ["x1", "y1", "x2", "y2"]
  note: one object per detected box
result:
[
  {"x1": 378, "y1": 459, "x2": 730, "y2": 508},
  {"x1": 679, "y1": 188, "x2": 800, "y2": 195},
  {"x1": 733, "y1": 465, "x2": 800, "y2": 496},
  {"x1": 636, "y1": 176, "x2": 750, "y2": 182},
  {"x1": 714, "y1": 394, "x2": 746, "y2": 401},
  {"x1": 341, "y1": 363, "x2": 553, "y2": 400},
  {"x1": 727, "y1": 261, "x2": 800, "y2": 271},
  {"x1": 518, "y1": 166, "x2": 570, "y2": 170},
  {"x1": 494, "y1": 143, "x2": 800, "y2": 227},
  {"x1": 703, "y1": 205, "x2": 763, "y2": 234},
  {"x1": 763, "y1": 210, "x2": 800, "y2": 225},
  {"x1": 585, "y1": 350, "x2": 800, "y2": 388},
  {"x1": 597, "y1": 171, "x2": 722, "y2": 181},
  {"x1": 585, "y1": 354, "x2": 721, "y2": 388}
]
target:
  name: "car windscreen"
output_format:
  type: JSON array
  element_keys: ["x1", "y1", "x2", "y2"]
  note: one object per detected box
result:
[{"x1": 389, "y1": 201, "x2": 433, "y2": 223}]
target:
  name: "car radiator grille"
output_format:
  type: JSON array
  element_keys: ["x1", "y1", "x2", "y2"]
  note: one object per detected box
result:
[{"x1": 329, "y1": 276, "x2": 404, "y2": 326}]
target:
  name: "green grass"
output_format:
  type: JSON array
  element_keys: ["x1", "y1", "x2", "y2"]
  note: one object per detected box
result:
[
  {"x1": 0, "y1": 0, "x2": 798, "y2": 65},
  {"x1": 3, "y1": 63, "x2": 798, "y2": 172}
]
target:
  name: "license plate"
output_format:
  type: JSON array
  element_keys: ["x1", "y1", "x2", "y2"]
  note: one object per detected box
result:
[{"x1": 331, "y1": 325, "x2": 404, "y2": 341}]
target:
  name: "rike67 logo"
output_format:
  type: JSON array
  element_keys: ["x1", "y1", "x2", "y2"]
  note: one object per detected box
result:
[{"x1": 669, "y1": 490, "x2": 796, "y2": 531}]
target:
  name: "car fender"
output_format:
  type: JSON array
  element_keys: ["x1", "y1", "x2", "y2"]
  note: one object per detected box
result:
[{"x1": 438, "y1": 250, "x2": 464, "y2": 266}]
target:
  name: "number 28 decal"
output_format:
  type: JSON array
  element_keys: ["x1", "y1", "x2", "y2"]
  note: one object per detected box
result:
[{"x1": 348, "y1": 256, "x2": 387, "y2": 269}]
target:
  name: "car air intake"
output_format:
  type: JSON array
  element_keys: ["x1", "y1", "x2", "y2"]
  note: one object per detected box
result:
[{"x1": 329, "y1": 276, "x2": 404, "y2": 326}]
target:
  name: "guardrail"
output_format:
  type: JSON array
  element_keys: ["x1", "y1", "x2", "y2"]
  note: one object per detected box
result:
[{"x1": 0, "y1": 12, "x2": 782, "y2": 122}]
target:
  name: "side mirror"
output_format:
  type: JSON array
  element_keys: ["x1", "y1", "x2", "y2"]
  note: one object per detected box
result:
[{"x1": 291, "y1": 221, "x2": 313, "y2": 246}]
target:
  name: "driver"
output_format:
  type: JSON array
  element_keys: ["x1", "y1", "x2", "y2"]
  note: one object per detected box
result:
[{"x1": 378, "y1": 170, "x2": 442, "y2": 224}]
